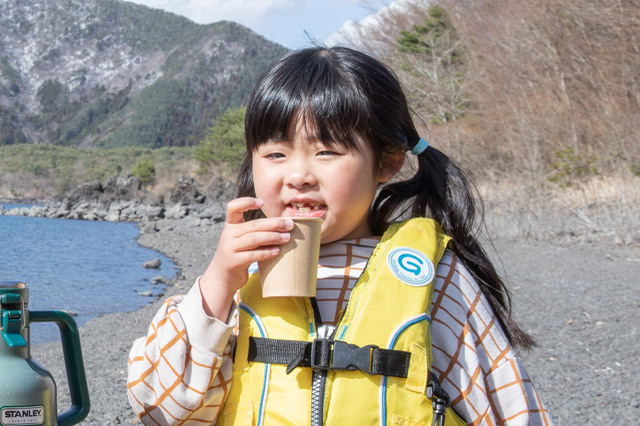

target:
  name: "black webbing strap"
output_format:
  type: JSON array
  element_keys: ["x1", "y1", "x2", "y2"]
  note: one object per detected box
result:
[
  {"x1": 427, "y1": 371, "x2": 451, "y2": 426},
  {"x1": 248, "y1": 337, "x2": 411, "y2": 377}
]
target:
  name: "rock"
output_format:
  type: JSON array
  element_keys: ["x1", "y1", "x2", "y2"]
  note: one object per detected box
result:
[
  {"x1": 5, "y1": 207, "x2": 29, "y2": 216},
  {"x1": 51, "y1": 204, "x2": 70, "y2": 218},
  {"x1": 151, "y1": 276, "x2": 167, "y2": 284},
  {"x1": 84, "y1": 209, "x2": 105, "y2": 221},
  {"x1": 136, "y1": 204, "x2": 164, "y2": 221},
  {"x1": 143, "y1": 258, "x2": 161, "y2": 269},
  {"x1": 137, "y1": 291, "x2": 153, "y2": 297},
  {"x1": 140, "y1": 221, "x2": 158, "y2": 234},
  {"x1": 165, "y1": 204, "x2": 188, "y2": 219},
  {"x1": 102, "y1": 175, "x2": 143, "y2": 202},
  {"x1": 198, "y1": 218, "x2": 213, "y2": 227},
  {"x1": 170, "y1": 176, "x2": 206, "y2": 205},
  {"x1": 120, "y1": 202, "x2": 140, "y2": 221},
  {"x1": 28, "y1": 206, "x2": 45, "y2": 217},
  {"x1": 67, "y1": 181, "x2": 104, "y2": 205},
  {"x1": 186, "y1": 216, "x2": 202, "y2": 227},
  {"x1": 105, "y1": 204, "x2": 122, "y2": 222},
  {"x1": 207, "y1": 178, "x2": 235, "y2": 204},
  {"x1": 197, "y1": 205, "x2": 225, "y2": 221}
]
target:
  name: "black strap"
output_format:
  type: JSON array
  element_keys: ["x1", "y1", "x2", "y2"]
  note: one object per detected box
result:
[
  {"x1": 309, "y1": 297, "x2": 323, "y2": 327},
  {"x1": 427, "y1": 371, "x2": 450, "y2": 426},
  {"x1": 248, "y1": 337, "x2": 411, "y2": 377}
]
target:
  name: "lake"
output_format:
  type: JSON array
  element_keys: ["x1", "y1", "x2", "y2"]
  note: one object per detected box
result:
[{"x1": 0, "y1": 206, "x2": 176, "y2": 344}]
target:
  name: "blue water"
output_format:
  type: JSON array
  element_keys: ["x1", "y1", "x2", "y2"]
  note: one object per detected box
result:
[{"x1": 0, "y1": 206, "x2": 176, "y2": 344}]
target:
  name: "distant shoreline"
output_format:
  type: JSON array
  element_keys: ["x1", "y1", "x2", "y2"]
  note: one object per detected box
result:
[{"x1": 0, "y1": 197, "x2": 49, "y2": 205}]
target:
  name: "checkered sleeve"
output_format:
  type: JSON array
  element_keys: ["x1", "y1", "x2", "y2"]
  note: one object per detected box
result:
[
  {"x1": 431, "y1": 250, "x2": 553, "y2": 425},
  {"x1": 127, "y1": 280, "x2": 236, "y2": 425}
]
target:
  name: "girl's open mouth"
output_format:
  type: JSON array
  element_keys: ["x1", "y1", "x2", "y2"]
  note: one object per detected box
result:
[{"x1": 287, "y1": 202, "x2": 326, "y2": 217}]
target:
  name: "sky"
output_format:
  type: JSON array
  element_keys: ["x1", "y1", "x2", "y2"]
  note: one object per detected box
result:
[{"x1": 126, "y1": 0, "x2": 393, "y2": 49}]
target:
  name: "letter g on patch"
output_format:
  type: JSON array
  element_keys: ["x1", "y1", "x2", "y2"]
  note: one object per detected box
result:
[{"x1": 387, "y1": 247, "x2": 435, "y2": 287}]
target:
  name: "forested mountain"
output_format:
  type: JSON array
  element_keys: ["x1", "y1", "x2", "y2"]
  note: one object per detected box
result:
[{"x1": 0, "y1": 0, "x2": 289, "y2": 148}]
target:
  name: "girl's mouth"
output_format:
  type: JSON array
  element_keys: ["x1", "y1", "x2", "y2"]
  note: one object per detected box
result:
[{"x1": 288, "y1": 202, "x2": 325, "y2": 217}]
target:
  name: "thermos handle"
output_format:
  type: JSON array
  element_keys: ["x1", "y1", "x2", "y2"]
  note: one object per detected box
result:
[{"x1": 30, "y1": 310, "x2": 91, "y2": 426}]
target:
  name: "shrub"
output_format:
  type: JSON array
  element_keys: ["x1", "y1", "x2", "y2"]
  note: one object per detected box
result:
[
  {"x1": 131, "y1": 158, "x2": 156, "y2": 184},
  {"x1": 193, "y1": 106, "x2": 246, "y2": 172},
  {"x1": 549, "y1": 148, "x2": 599, "y2": 187}
]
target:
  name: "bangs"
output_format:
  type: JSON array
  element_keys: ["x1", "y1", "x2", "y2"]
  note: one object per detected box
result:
[{"x1": 245, "y1": 50, "x2": 372, "y2": 151}]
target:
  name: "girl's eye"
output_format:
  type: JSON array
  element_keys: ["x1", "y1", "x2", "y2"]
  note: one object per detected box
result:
[
  {"x1": 265, "y1": 152, "x2": 285, "y2": 159},
  {"x1": 318, "y1": 150, "x2": 339, "y2": 156}
]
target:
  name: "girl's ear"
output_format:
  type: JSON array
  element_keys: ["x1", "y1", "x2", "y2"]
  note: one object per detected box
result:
[{"x1": 377, "y1": 153, "x2": 405, "y2": 183}]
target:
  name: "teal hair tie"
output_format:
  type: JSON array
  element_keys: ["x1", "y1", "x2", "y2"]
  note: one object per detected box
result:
[{"x1": 411, "y1": 138, "x2": 429, "y2": 155}]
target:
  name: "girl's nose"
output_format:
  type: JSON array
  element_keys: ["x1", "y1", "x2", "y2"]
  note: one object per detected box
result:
[{"x1": 284, "y1": 158, "x2": 317, "y2": 189}]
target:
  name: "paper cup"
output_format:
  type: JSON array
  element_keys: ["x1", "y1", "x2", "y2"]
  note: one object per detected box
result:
[{"x1": 258, "y1": 217, "x2": 323, "y2": 298}]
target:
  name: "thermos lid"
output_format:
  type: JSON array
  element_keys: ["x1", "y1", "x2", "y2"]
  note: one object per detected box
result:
[
  {"x1": 0, "y1": 281, "x2": 27, "y2": 289},
  {"x1": 0, "y1": 281, "x2": 28, "y2": 305}
]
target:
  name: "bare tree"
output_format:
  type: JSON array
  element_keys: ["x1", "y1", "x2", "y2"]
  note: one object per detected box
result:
[{"x1": 334, "y1": 0, "x2": 640, "y2": 180}]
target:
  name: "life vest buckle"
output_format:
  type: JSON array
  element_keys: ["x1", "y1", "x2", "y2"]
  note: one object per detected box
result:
[
  {"x1": 331, "y1": 340, "x2": 377, "y2": 373},
  {"x1": 309, "y1": 339, "x2": 378, "y2": 373}
]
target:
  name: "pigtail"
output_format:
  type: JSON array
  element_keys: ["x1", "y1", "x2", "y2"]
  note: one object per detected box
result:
[{"x1": 372, "y1": 146, "x2": 535, "y2": 350}]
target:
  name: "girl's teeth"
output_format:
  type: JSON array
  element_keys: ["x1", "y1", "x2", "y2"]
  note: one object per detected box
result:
[{"x1": 292, "y1": 203, "x2": 321, "y2": 212}]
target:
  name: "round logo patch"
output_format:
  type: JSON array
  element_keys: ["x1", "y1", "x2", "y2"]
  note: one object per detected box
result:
[{"x1": 387, "y1": 247, "x2": 435, "y2": 286}]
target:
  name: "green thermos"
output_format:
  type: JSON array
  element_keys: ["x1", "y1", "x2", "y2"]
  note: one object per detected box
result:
[{"x1": 0, "y1": 281, "x2": 90, "y2": 425}]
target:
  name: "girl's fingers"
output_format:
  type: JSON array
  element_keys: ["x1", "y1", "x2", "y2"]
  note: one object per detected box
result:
[
  {"x1": 236, "y1": 245, "x2": 282, "y2": 265},
  {"x1": 216, "y1": 199, "x2": 294, "y2": 276},
  {"x1": 236, "y1": 229, "x2": 291, "y2": 251},
  {"x1": 242, "y1": 216, "x2": 294, "y2": 235},
  {"x1": 225, "y1": 197, "x2": 263, "y2": 224}
]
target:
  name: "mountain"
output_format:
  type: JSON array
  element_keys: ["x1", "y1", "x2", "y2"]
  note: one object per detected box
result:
[{"x1": 0, "y1": 0, "x2": 289, "y2": 148}]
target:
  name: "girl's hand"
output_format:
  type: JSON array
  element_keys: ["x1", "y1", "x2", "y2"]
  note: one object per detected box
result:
[{"x1": 199, "y1": 197, "x2": 293, "y2": 320}]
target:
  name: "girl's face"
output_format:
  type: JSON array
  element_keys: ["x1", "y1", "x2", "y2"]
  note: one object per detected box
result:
[{"x1": 252, "y1": 119, "x2": 392, "y2": 244}]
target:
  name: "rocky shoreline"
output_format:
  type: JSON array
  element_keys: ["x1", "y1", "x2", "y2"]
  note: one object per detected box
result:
[
  {"x1": 18, "y1": 186, "x2": 640, "y2": 425},
  {"x1": 1, "y1": 175, "x2": 232, "y2": 225}
]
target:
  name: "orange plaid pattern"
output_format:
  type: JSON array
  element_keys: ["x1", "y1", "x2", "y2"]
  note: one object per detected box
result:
[
  {"x1": 431, "y1": 251, "x2": 552, "y2": 425},
  {"x1": 128, "y1": 241, "x2": 552, "y2": 425},
  {"x1": 127, "y1": 294, "x2": 235, "y2": 424}
]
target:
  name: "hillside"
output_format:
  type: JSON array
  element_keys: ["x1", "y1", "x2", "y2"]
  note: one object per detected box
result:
[
  {"x1": 0, "y1": 0, "x2": 289, "y2": 148},
  {"x1": 336, "y1": 0, "x2": 640, "y2": 180}
]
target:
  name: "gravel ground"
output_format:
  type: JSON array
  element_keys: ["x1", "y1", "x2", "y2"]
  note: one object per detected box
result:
[{"x1": 32, "y1": 216, "x2": 640, "y2": 425}]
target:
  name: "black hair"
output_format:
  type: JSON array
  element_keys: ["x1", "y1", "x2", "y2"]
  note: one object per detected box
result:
[{"x1": 236, "y1": 46, "x2": 534, "y2": 350}]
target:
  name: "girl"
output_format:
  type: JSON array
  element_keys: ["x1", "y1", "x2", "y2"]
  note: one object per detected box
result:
[{"x1": 128, "y1": 46, "x2": 552, "y2": 425}]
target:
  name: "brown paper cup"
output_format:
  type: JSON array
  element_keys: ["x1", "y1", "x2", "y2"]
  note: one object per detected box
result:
[{"x1": 258, "y1": 217, "x2": 323, "y2": 298}]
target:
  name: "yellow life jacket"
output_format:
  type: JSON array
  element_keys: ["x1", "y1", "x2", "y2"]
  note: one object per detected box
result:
[{"x1": 218, "y1": 218, "x2": 466, "y2": 425}]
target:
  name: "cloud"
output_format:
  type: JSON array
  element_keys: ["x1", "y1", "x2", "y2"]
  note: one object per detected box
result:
[
  {"x1": 325, "y1": 0, "x2": 416, "y2": 47},
  {"x1": 130, "y1": 0, "x2": 298, "y2": 28}
]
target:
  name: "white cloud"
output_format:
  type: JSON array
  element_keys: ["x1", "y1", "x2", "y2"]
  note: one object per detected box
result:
[
  {"x1": 325, "y1": 0, "x2": 418, "y2": 47},
  {"x1": 129, "y1": 0, "x2": 297, "y2": 28}
]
